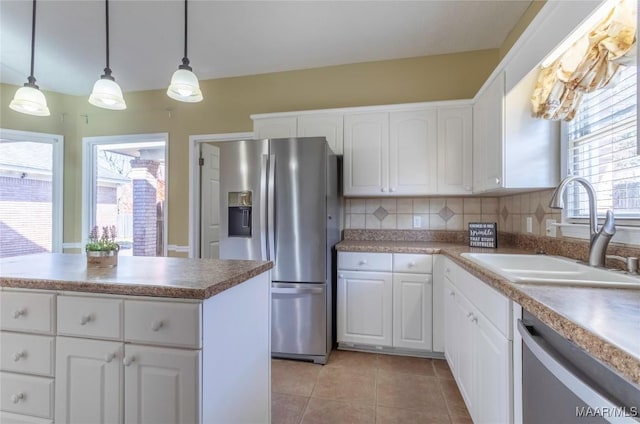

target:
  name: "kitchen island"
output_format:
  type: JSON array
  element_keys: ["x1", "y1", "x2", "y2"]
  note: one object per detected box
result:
[{"x1": 0, "y1": 253, "x2": 273, "y2": 424}]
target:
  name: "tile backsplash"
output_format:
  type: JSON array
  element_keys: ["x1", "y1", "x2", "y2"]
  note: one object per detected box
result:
[{"x1": 497, "y1": 189, "x2": 561, "y2": 237}]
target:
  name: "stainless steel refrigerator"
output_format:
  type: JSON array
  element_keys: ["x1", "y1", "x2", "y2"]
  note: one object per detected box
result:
[{"x1": 218, "y1": 137, "x2": 339, "y2": 364}]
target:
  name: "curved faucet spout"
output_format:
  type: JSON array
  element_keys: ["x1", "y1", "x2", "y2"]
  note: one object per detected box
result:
[{"x1": 549, "y1": 176, "x2": 598, "y2": 237}]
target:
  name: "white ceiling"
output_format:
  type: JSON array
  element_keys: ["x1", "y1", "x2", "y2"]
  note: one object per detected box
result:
[{"x1": 0, "y1": 0, "x2": 532, "y2": 96}]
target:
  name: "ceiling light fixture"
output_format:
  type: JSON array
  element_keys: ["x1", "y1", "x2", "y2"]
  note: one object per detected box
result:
[
  {"x1": 9, "y1": 0, "x2": 50, "y2": 117},
  {"x1": 89, "y1": 0, "x2": 126, "y2": 110},
  {"x1": 167, "y1": 0, "x2": 203, "y2": 102}
]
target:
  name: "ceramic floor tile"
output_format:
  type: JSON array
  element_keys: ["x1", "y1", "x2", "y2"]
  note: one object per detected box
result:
[
  {"x1": 301, "y1": 397, "x2": 375, "y2": 424},
  {"x1": 271, "y1": 392, "x2": 309, "y2": 424},
  {"x1": 432, "y1": 359, "x2": 455, "y2": 380},
  {"x1": 326, "y1": 349, "x2": 379, "y2": 371},
  {"x1": 376, "y1": 371, "x2": 449, "y2": 412},
  {"x1": 272, "y1": 359, "x2": 321, "y2": 397},
  {"x1": 312, "y1": 366, "x2": 377, "y2": 404},
  {"x1": 376, "y1": 406, "x2": 452, "y2": 424},
  {"x1": 438, "y1": 379, "x2": 471, "y2": 418},
  {"x1": 377, "y1": 354, "x2": 435, "y2": 376}
]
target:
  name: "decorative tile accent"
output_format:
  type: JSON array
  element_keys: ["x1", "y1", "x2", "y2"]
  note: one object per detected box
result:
[
  {"x1": 501, "y1": 206, "x2": 509, "y2": 221},
  {"x1": 373, "y1": 206, "x2": 389, "y2": 221},
  {"x1": 438, "y1": 206, "x2": 455, "y2": 222},
  {"x1": 535, "y1": 204, "x2": 546, "y2": 224}
]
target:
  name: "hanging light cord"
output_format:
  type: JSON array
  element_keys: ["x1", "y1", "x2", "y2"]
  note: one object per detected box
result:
[
  {"x1": 102, "y1": 0, "x2": 114, "y2": 79},
  {"x1": 179, "y1": 0, "x2": 192, "y2": 70},
  {"x1": 27, "y1": 0, "x2": 37, "y2": 86}
]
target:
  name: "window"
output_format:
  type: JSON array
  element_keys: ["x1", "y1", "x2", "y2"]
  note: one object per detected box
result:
[
  {"x1": 565, "y1": 65, "x2": 639, "y2": 221},
  {"x1": 0, "y1": 129, "x2": 63, "y2": 257}
]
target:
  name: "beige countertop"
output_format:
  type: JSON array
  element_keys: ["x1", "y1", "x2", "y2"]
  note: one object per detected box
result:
[
  {"x1": 337, "y1": 240, "x2": 640, "y2": 386},
  {"x1": 0, "y1": 253, "x2": 273, "y2": 300}
]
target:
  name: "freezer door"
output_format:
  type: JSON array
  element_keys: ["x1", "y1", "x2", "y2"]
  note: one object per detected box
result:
[
  {"x1": 270, "y1": 138, "x2": 327, "y2": 283},
  {"x1": 271, "y1": 282, "x2": 327, "y2": 356},
  {"x1": 218, "y1": 139, "x2": 269, "y2": 260}
]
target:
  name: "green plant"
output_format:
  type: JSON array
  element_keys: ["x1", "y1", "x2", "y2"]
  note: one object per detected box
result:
[{"x1": 86, "y1": 225, "x2": 119, "y2": 252}]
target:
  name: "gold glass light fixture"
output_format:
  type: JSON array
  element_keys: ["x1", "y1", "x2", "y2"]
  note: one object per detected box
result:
[
  {"x1": 167, "y1": 0, "x2": 203, "y2": 102},
  {"x1": 9, "y1": 0, "x2": 50, "y2": 117},
  {"x1": 89, "y1": 0, "x2": 126, "y2": 110}
]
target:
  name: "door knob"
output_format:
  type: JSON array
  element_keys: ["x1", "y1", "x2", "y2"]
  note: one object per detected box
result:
[
  {"x1": 13, "y1": 308, "x2": 27, "y2": 319},
  {"x1": 80, "y1": 314, "x2": 93, "y2": 325},
  {"x1": 381, "y1": 187, "x2": 386, "y2": 192},
  {"x1": 151, "y1": 320, "x2": 164, "y2": 331},
  {"x1": 11, "y1": 393, "x2": 25, "y2": 404},
  {"x1": 123, "y1": 355, "x2": 136, "y2": 366},
  {"x1": 13, "y1": 350, "x2": 27, "y2": 362},
  {"x1": 104, "y1": 352, "x2": 116, "y2": 363}
]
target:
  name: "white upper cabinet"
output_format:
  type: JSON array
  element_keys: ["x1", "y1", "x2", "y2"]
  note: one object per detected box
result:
[
  {"x1": 344, "y1": 112, "x2": 390, "y2": 196},
  {"x1": 253, "y1": 117, "x2": 297, "y2": 139},
  {"x1": 437, "y1": 107, "x2": 473, "y2": 194},
  {"x1": 298, "y1": 113, "x2": 344, "y2": 155},
  {"x1": 389, "y1": 109, "x2": 438, "y2": 195}
]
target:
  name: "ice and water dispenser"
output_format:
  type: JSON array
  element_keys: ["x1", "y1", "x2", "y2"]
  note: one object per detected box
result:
[{"x1": 228, "y1": 191, "x2": 252, "y2": 237}]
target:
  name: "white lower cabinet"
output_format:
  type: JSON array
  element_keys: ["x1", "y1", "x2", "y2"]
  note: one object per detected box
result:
[
  {"x1": 337, "y1": 252, "x2": 435, "y2": 354},
  {"x1": 443, "y1": 259, "x2": 512, "y2": 424}
]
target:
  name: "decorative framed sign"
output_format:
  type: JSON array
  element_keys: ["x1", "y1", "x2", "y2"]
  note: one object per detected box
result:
[{"x1": 469, "y1": 223, "x2": 498, "y2": 248}]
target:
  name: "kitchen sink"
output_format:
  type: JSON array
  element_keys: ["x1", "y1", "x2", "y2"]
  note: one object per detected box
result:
[{"x1": 460, "y1": 253, "x2": 640, "y2": 289}]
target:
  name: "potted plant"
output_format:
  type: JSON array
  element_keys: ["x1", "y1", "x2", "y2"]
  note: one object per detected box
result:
[{"x1": 86, "y1": 225, "x2": 120, "y2": 268}]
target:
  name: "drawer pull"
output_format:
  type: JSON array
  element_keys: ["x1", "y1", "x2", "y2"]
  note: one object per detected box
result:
[
  {"x1": 12, "y1": 350, "x2": 27, "y2": 362},
  {"x1": 339, "y1": 274, "x2": 344, "y2": 278},
  {"x1": 358, "y1": 260, "x2": 368, "y2": 266},
  {"x1": 13, "y1": 308, "x2": 27, "y2": 319},
  {"x1": 467, "y1": 312, "x2": 474, "y2": 319},
  {"x1": 104, "y1": 352, "x2": 116, "y2": 363},
  {"x1": 445, "y1": 268, "x2": 451, "y2": 273},
  {"x1": 123, "y1": 355, "x2": 136, "y2": 366},
  {"x1": 151, "y1": 320, "x2": 164, "y2": 332},
  {"x1": 80, "y1": 314, "x2": 93, "y2": 325},
  {"x1": 408, "y1": 262, "x2": 415, "y2": 268},
  {"x1": 449, "y1": 291, "x2": 455, "y2": 296},
  {"x1": 471, "y1": 316, "x2": 478, "y2": 324},
  {"x1": 11, "y1": 392, "x2": 25, "y2": 404}
]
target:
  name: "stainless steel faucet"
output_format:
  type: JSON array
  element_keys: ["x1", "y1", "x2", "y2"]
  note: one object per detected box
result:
[{"x1": 548, "y1": 176, "x2": 616, "y2": 267}]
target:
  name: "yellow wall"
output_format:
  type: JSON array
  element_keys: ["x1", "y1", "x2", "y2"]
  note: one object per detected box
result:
[{"x1": 1, "y1": 49, "x2": 501, "y2": 250}]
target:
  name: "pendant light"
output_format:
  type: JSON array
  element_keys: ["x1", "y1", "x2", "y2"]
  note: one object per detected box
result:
[
  {"x1": 89, "y1": 0, "x2": 126, "y2": 110},
  {"x1": 167, "y1": 0, "x2": 203, "y2": 102},
  {"x1": 9, "y1": 0, "x2": 50, "y2": 117}
]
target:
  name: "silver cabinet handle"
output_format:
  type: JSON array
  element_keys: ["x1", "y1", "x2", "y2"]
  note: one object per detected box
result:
[
  {"x1": 13, "y1": 308, "x2": 27, "y2": 319},
  {"x1": 151, "y1": 320, "x2": 164, "y2": 331},
  {"x1": 13, "y1": 350, "x2": 27, "y2": 362},
  {"x1": 80, "y1": 314, "x2": 93, "y2": 325},
  {"x1": 11, "y1": 393, "x2": 25, "y2": 404},
  {"x1": 123, "y1": 355, "x2": 136, "y2": 366}
]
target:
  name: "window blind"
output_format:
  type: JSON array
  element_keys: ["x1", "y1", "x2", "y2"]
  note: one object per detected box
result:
[{"x1": 565, "y1": 65, "x2": 639, "y2": 220}]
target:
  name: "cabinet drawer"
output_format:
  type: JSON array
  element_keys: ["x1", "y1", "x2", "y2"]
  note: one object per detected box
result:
[
  {"x1": 0, "y1": 373, "x2": 54, "y2": 419},
  {"x1": 0, "y1": 332, "x2": 54, "y2": 377},
  {"x1": 393, "y1": 254, "x2": 432, "y2": 274},
  {"x1": 124, "y1": 300, "x2": 201, "y2": 348},
  {"x1": 338, "y1": 252, "x2": 392, "y2": 272},
  {"x1": 0, "y1": 292, "x2": 55, "y2": 335},
  {"x1": 57, "y1": 296, "x2": 123, "y2": 340}
]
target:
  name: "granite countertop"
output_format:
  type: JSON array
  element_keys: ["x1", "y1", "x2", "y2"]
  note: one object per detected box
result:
[
  {"x1": 0, "y1": 253, "x2": 273, "y2": 300},
  {"x1": 337, "y1": 240, "x2": 640, "y2": 386}
]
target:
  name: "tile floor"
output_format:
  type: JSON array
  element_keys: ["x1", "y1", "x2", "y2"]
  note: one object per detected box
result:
[{"x1": 271, "y1": 350, "x2": 472, "y2": 424}]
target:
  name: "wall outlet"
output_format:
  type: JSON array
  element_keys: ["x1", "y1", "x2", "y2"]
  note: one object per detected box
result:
[
  {"x1": 526, "y1": 217, "x2": 533, "y2": 233},
  {"x1": 546, "y1": 219, "x2": 557, "y2": 237},
  {"x1": 413, "y1": 216, "x2": 422, "y2": 228}
]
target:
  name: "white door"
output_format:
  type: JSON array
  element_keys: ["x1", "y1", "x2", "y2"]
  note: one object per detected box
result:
[
  {"x1": 253, "y1": 117, "x2": 297, "y2": 139},
  {"x1": 200, "y1": 143, "x2": 220, "y2": 259},
  {"x1": 443, "y1": 279, "x2": 457, "y2": 368},
  {"x1": 438, "y1": 107, "x2": 473, "y2": 194},
  {"x1": 343, "y1": 112, "x2": 389, "y2": 196},
  {"x1": 392, "y1": 273, "x2": 433, "y2": 350},
  {"x1": 124, "y1": 345, "x2": 200, "y2": 424},
  {"x1": 454, "y1": 292, "x2": 475, "y2": 414},
  {"x1": 389, "y1": 109, "x2": 438, "y2": 195},
  {"x1": 55, "y1": 337, "x2": 122, "y2": 424},
  {"x1": 473, "y1": 73, "x2": 504, "y2": 192},
  {"x1": 298, "y1": 113, "x2": 344, "y2": 155},
  {"x1": 473, "y1": 312, "x2": 511, "y2": 424},
  {"x1": 337, "y1": 270, "x2": 392, "y2": 346}
]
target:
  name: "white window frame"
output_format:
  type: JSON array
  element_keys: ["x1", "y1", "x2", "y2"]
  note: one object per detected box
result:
[
  {"x1": 82, "y1": 133, "x2": 169, "y2": 256},
  {"x1": 0, "y1": 128, "x2": 64, "y2": 253}
]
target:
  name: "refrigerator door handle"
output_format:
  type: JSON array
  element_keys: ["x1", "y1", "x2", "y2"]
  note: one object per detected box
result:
[
  {"x1": 260, "y1": 154, "x2": 268, "y2": 260},
  {"x1": 272, "y1": 287, "x2": 324, "y2": 295},
  {"x1": 268, "y1": 154, "x2": 276, "y2": 262}
]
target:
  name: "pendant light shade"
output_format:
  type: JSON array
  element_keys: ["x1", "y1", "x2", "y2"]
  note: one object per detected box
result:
[
  {"x1": 9, "y1": 0, "x2": 50, "y2": 117},
  {"x1": 167, "y1": 0, "x2": 203, "y2": 102},
  {"x1": 89, "y1": 0, "x2": 126, "y2": 110}
]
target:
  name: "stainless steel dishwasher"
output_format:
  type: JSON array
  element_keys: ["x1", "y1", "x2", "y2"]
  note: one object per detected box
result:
[{"x1": 519, "y1": 311, "x2": 640, "y2": 423}]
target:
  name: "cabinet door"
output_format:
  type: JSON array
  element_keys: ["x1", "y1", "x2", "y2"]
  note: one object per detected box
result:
[
  {"x1": 473, "y1": 73, "x2": 504, "y2": 192},
  {"x1": 392, "y1": 273, "x2": 433, "y2": 350},
  {"x1": 473, "y1": 312, "x2": 511, "y2": 424},
  {"x1": 437, "y1": 107, "x2": 473, "y2": 194},
  {"x1": 337, "y1": 270, "x2": 392, "y2": 346},
  {"x1": 55, "y1": 337, "x2": 122, "y2": 424},
  {"x1": 253, "y1": 117, "x2": 297, "y2": 139},
  {"x1": 389, "y1": 109, "x2": 438, "y2": 195},
  {"x1": 124, "y1": 345, "x2": 200, "y2": 424},
  {"x1": 298, "y1": 113, "x2": 344, "y2": 155},
  {"x1": 343, "y1": 112, "x2": 389, "y2": 196},
  {"x1": 443, "y1": 279, "x2": 457, "y2": 369},
  {"x1": 453, "y1": 291, "x2": 475, "y2": 415}
]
